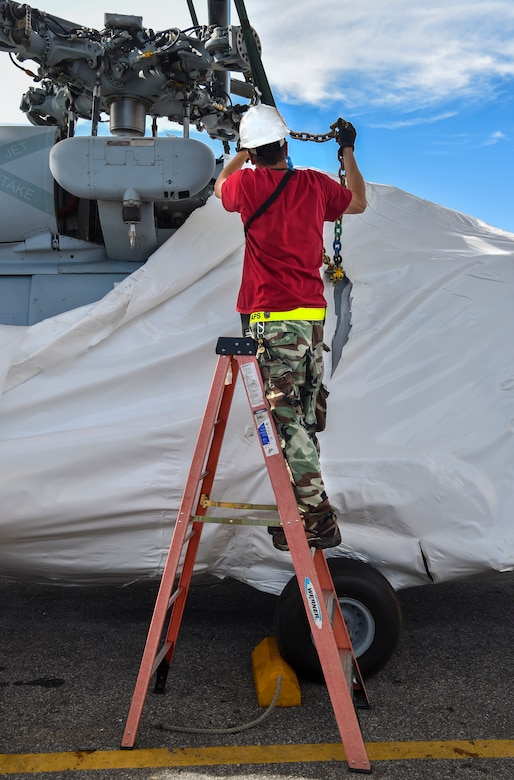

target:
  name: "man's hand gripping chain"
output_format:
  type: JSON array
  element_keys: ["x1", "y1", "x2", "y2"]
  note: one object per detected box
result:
[{"x1": 332, "y1": 118, "x2": 357, "y2": 150}]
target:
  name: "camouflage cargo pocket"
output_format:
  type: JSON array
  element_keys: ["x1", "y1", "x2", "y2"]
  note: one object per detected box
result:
[{"x1": 315, "y1": 383, "x2": 329, "y2": 431}]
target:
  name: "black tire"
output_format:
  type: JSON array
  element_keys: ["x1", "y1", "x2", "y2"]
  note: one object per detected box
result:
[{"x1": 274, "y1": 557, "x2": 402, "y2": 680}]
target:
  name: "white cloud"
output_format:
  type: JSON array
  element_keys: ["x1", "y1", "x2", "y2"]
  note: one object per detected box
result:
[
  {"x1": 0, "y1": 0, "x2": 513, "y2": 124},
  {"x1": 484, "y1": 130, "x2": 508, "y2": 145},
  {"x1": 370, "y1": 111, "x2": 458, "y2": 129},
  {"x1": 249, "y1": 0, "x2": 514, "y2": 109}
]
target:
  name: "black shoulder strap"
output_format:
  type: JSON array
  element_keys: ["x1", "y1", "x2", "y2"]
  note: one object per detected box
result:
[{"x1": 244, "y1": 169, "x2": 294, "y2": 236}]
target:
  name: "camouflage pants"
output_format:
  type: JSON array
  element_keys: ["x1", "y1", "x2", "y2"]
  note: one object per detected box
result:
[{"x1": 250, "y1": 319, "x2": 332, "y2": 519}]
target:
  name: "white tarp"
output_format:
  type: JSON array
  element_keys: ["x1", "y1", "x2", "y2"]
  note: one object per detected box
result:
[{"x1": 1, "y1": 180, "x2": 513, "y2": 593}]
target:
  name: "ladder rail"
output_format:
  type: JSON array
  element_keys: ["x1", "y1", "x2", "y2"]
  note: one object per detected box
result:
[
  {"x1": 313, "y1": 550, "x2": 370, "y2": 705},
  {"x1": 286, "y1": 523, "x2": 369, "y2": 771}
]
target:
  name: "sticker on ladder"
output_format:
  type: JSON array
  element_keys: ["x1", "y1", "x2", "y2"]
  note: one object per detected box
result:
[
  {"x1": 254, "y1": 409, "x2": 279, "y2": 456},
  {"x1": 304, "y1": 577, "x2": 323, "y2": 629},
  {"x1": 241, "y1": 362, "x2": 264, "y2": 407}
]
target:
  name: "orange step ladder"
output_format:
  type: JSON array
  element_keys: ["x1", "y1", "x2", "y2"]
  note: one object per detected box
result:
[{"x1": 121, "y1": 337, "x2": 371, "y2": 774}]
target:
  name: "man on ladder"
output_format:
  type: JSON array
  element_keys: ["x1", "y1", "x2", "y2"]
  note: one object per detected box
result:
[
  {"x1": 214, "y1": 104, "x2": 367, "y2": 551},
  {"x1": 122, "y1": 106, "x2": 372, "y2": 773}
]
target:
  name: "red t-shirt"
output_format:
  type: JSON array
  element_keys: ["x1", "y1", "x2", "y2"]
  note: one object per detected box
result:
[{"x1": 221, "y1": 167, "x2": 352, "y2": 313}]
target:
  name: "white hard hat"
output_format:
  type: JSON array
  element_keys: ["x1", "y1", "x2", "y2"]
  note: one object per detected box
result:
[{"x1": 239, "y1": 104, "x2": 290, "y2": 151}]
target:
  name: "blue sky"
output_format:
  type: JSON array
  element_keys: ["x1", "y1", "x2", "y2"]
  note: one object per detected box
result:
[
  {"x1": 0, "y1": 0, "x2": 513, "y2": 232},
  {"x1": 287, "y1": 94, "x2": 514, "y2": 234}
]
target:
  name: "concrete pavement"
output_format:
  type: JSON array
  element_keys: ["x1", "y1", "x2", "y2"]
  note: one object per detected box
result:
[{"x1": 1, "y1": 570, "x2": 513, "y2": 779}]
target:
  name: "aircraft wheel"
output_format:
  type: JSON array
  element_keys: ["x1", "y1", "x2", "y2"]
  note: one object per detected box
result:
[{"x1": 274, "y1": 557, "x2": 403, "y2": 680}]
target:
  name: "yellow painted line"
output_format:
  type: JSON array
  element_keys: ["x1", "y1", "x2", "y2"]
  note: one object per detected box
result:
[
  {"x1": 368, "y1": 740, "x2": 514, "y2": 760},
  {"x1": 0, "y1": 740, "x2": 513, "y2": 773}
]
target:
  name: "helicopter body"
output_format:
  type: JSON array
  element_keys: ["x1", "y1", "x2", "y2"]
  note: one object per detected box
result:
[{"x1": 0, "y1": 0, "x2": 256, "y2": 323}]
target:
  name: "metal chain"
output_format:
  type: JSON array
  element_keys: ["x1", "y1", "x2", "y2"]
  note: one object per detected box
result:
[{"x1": 290, "y1": 122, "x2": 347, "y2": 284}]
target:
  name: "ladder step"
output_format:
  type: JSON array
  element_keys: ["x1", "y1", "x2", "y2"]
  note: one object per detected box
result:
[
  {"x1": 167, "y1": 585, "x2": 184, "y2": 610},
  {"x1": 321, "y1": 589, "x2": 336, "y2": 620},
  {"x1": 183, "y1": 527, "x2": 197, "y2": 542},
  {"x1": 152, "y1": 641, "x2": 173, "y2": 676}
]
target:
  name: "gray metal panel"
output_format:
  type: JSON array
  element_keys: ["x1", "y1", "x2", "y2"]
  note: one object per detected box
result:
[
  {"x1": 97, "y1": 200, "x2": 157, "y2": 262},
  {"x1": 0, "y1": 276, "x2": 31, "y2": 325},
  {"x1": 0, "y1": 126, "x2": 58, "y2": 241},
  {"x1": 27, "y1": 273, "x2": 129, "y2": 325},
  {"x1": 50, "y1": 136, "x2": 216, "y2": 200}
]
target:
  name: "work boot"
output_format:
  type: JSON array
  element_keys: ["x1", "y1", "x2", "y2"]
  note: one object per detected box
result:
[
  {"x1": 268, "y1": 526, "x2": 290, "y2": 552},
  {"x1": 304, "y1": 511, "x2": 341, "y2": 550},
  {"x1": 267, "y1": 511, "x2": 307, "y2": 552},
  {"x1": 268, "y1": 511, "x2": 341, "y2": 552}
]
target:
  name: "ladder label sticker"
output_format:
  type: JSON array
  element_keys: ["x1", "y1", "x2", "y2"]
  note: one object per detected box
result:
[
  {"x1": 304, "y1": 577, "x2": 323, "y2": 629},
  {"x1": 254, "y1": 410, "x2": 279, "y2": 456},
  {"x1": 241, "y1": 362, "x2": 264, "y2": 407}
]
